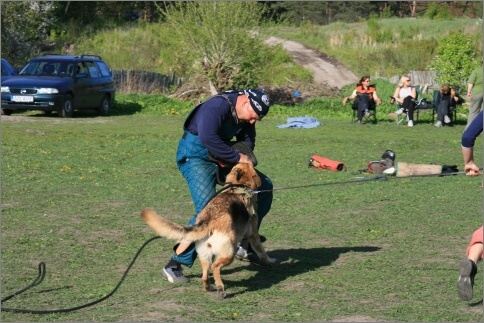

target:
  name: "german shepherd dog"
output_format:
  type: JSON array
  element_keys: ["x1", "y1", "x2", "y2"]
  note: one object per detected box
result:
[{"x1": 140, "y1": 163, "x2": 275, "y2": 297}]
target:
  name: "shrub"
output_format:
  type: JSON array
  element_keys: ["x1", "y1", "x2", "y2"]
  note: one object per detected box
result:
[{"x1": 428, "y1": 32, "x2": 480, "y2": 91}]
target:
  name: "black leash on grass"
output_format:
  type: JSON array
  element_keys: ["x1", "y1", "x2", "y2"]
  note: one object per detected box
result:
[
  {"x1": 1, "y1": 171, "x2": 475, "y2": 314},
  {"x1": 1, "y1": 236, "x2": 161, "y2": 314},
  {"x1": 1, "y1": 183, "x2": 252, "y2": 315}
]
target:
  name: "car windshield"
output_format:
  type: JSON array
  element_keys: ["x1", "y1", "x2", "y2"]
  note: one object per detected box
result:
[{"x1": 19, "y1": 60, "x2": 77, "y2": 77}]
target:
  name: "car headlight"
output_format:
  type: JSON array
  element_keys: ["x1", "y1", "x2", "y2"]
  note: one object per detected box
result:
[
  {"x1": 37, "y1": 88, "x2": 59, "y2": 94},
  {"x1": 1, "y1": 86, "x2": 10, "y2": 93}
]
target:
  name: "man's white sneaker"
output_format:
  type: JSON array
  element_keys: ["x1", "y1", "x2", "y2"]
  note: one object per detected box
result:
[
  {"x1": 395, "y1": 108, "x2": 404, "y2": 115},
  {"x1": 407, "y1": 120, "x2": 414, "y2": 127},
  {"x1": 444, "y1": 115, "x2": 451, "y2": 123},
  {"x1": 162, "y1": 265, "x2": 189, "y2": 283},
  {"x1": 434, "y1": 121, "x2": 442, "y2": 127}
]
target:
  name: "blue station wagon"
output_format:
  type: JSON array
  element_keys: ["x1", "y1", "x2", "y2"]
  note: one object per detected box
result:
[{"x1": 1, "y1": 54, "x2": 115, "y2": 117}]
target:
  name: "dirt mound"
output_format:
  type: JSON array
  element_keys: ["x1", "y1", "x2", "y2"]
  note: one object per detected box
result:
[
  {"x1": 262, "y1": 81, "x2": 340, "y2": 105},
  {"x1": 171, "y1": 75, "x2": 341, "y2": 106},
  {"x1": 172, "y1": 37, "x2": 353, "y2": 105}
]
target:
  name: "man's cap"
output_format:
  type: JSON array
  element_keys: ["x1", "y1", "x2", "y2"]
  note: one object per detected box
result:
[{"x1": 243, "y1": 89, "x2": 270, "y2": 118}]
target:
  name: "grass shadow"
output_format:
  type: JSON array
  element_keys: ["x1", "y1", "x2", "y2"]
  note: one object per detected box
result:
[
  {"x1": 2, "y1": 100, "x2": 143, "y2": 118},
  {"x1": 222, "y1": 246, "x2": 381, "y2": 296}
]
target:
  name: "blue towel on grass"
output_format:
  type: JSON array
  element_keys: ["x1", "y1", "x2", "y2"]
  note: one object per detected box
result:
[{"x1": 277, "y1": 116, "x2": 321, "y2": 129}]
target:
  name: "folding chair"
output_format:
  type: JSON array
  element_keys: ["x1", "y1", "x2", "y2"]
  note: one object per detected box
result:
[
  {"x1": 350, "y1": 91, "x2": 377, "y2": 124},
  {"x1": 415, "y1": 97, "x2": 434, "y2": 123},
  {"x1": 395, "y1": 85, "x2": 432, "y2": 124},
  {"x1": 430, "y1": 89, "x2": 458, "y2": 123}
]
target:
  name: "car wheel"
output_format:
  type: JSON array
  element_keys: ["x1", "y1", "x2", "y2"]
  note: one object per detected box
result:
[
  {"x1": 58, "y1": 95, "x2": 74, "y2": 118},
  {"x1": 97, "y1": 95, "x2": 110, "y2": 116},
  {"x1": 1, "y1": 108, "x2": 13, "y2": 116}
]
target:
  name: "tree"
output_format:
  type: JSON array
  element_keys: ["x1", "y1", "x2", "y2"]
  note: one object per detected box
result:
[
  {"x1": 158, "y1": 2, "x2": 268, "y2": 92},
  {"x1": 1, "y1": 1, "x2": 56, "y2": 67},
  {"x1": 428, "y1": 33, "x2": 481, "y2": 92}
]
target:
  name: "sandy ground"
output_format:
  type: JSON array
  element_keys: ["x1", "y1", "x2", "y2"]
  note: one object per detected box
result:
[{"x1": 265, "y1": 36, "x2": 358, "y2": 89}]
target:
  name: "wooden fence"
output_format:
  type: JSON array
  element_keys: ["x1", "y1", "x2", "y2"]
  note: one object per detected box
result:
[
  {"x1": 387, "y1": 70, "x2": 439, "y2": 94},
  {"x1": 112, "y1": 69, "x2": 184, "y2": 94}
]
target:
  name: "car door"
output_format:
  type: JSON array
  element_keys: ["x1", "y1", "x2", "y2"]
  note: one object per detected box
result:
[
  {"x1": 83, "y1": 61, "x2": 104, "y2": 107},
  {"x1": 73, "y1": 62, "x2": 93, "y2": 109}
]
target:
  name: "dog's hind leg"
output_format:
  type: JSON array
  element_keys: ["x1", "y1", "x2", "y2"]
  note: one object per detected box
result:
[
  {"x1": 211, "y1": 255, "x2": 233, "y2": 299},
  {"x1": 247, "y1": 220, "x2": 276, "y2": 266},
  {"x1": 199, "y1": 256, "x2": 212, "y2": 292}
]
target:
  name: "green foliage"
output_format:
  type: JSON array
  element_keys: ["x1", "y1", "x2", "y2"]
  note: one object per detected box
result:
[
  {"x1": 428, "y1": 33, "x2": 480, "y2": 91},
  {"x1": 425, "y1": 3, "x2": 453, "y2": 20},
  {"x1": 158, "y1": 2, "x2": 270, "y2": 91},
  {"x1": 114, "y1": 94, "x2": 193, "y2": 116},
  {"x1": 268, "y1": 17, "x2": 480, "y2": 78},
  {"x1": 0, "y1": 2, "x2": 55, "y2": 67},
  {"x1": 366, "y1": 15, "x2": 393, "y2": 43},
  {"x1": 258, "y1": 45, "x2": 313, "y2": 85},
  {"x1": 74, "y1": 23, "x2": 184, "y2": 74},
  {"x1": 380, "y1": 6, "x2": 393, "y2": 19}
]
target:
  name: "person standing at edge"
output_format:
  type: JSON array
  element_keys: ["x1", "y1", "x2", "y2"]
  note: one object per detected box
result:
[
  {"x1": 163, "y1": 89, "x2": 273, "y2": 283},
  {"x1": 465, "y1": 61, "x2": 483, "y2": 130}
]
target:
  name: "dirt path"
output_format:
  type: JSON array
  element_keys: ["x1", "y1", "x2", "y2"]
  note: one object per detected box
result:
[{"x1": 265, "y1": 36, "x2": 358, "y2": 89}]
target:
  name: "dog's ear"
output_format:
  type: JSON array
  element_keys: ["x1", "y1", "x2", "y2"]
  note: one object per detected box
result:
[
  {"x1": 252, "y1": 173, "x2": 261, "y2": 188},
  {"x1": 234, "y1": 166, "x2": 244, "y2": 182}
]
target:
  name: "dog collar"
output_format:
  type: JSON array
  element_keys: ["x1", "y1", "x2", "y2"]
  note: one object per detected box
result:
[{"x1": 227, "y1": 186, "x2": 257, "y2": 217}]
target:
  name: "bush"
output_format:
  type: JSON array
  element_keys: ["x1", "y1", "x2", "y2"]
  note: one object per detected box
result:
[{"x1": 428, "y1": 32, "x2": 481, "y2": 91}]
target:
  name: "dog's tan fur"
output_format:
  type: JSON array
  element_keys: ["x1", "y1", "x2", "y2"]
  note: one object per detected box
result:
[{"x1": 140, "y1": 163, "x2": 275, "y2": 297}]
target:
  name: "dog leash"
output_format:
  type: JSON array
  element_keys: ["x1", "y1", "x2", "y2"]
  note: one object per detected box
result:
[
  {"x1": 2, "y1": 184, "x2": 257, "y2": 314},
  {"x1": 1, "y1": 236, "x2": 161, "y2": 314},
  {"x1": 253, "y1": 169, "x2": 477, "y2": 195},
  {"x1": 253, "y1": 174, "x2": 388, "y2": 194}
]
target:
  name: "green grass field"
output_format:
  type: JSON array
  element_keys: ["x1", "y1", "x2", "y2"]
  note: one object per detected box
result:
[{"x1": 1, "y1": 104, "x2": 483, "y2": 322}]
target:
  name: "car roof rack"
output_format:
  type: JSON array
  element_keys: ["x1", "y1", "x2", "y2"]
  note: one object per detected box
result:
[{"x1": 80, "y1": 54, "x2": 102, "y2": 60}]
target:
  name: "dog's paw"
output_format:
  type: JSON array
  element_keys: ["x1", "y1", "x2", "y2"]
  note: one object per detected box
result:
[
  {"x1": 216, "y1": 287, "x2": 226, "y2": 299},
  {"x1": 268, "y1": 257, "x2": 277, "y2": 264}
]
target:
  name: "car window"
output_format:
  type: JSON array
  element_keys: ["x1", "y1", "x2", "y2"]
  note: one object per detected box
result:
[
  {"x1": 19, "y1": 61, "x2": 41, "y2": 76},
  {"x1": 77, "y1": 63, "x2": 87, "y2": 75},
  {"x1": 1, "y1": 62, "x2": 8, "y2": 76},
  {"x1": 84, "y1": 61, "x2": 100, "y2": 78},
  {"x1": 58, "y1": 62, "x2": 75, "y2": 76},
  {"x1": 96, "y1": 61, "x2": 111, "y2": 77}
]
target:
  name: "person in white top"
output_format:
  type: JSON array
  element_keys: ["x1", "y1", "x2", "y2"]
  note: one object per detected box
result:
[{"x1": 393, "y1": 75, "x2": 417, "y2": 127}]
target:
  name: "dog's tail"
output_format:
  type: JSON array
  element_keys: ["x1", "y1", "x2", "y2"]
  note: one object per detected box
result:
[{"x1": 140, "y1": 208, "x2": 209, "y2": 243}]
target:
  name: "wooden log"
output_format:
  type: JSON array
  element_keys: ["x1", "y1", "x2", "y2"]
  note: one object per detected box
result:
[{"x1": 396, "y1": 162, "x2": 442, "y2": 177}]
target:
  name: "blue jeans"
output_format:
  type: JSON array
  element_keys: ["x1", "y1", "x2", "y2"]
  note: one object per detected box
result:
[{"x1": 170, "y1": 131, "x2": 273, "y2": 267}]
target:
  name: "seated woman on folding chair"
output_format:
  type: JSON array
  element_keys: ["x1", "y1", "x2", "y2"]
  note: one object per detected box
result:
[
  {"x1": 434, "y1": 84, "x2": 464, "y2": 127},
  {"x1": 393, "y1": 75, "x2": 417, "y2": 127},
  {"x1": 342, "y1": 75, "x2": 381, "y2": 124}
]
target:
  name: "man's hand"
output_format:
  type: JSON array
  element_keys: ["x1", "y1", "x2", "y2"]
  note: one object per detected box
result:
[
  {"x1": 465, "y1": 162, "x2": 481, "y2": 176},
  {"x1": 239, "y1": 153, "x2": 254, "y2": 166},
  {"x1": 342, "y1": 97, "x2": 349, "y2": 105}
]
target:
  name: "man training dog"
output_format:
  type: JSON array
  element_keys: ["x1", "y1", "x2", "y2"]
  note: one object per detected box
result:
[
  {"x1": 143, "y1": 89, "x2": 274, "y2": 289},
  {"x1": 141, "y1": 163, "x2": 276, "y2": 297}
]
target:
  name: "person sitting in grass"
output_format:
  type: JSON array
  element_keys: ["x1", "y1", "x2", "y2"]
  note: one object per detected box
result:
[
  {"x1": 458, "y1": 226, "x2": 483, "y2": 301},
  {"x1": 342, "y1": 75, "x2": 382, "y2": 124}
]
